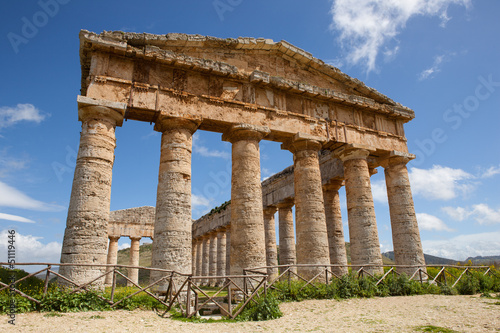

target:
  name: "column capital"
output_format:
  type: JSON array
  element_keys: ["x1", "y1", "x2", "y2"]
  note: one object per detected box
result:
[
  {"x1": 154, "y1": 115, "x2": 201, "y2": 133},
  {"x1": 276, "y1": 198, "x2": 294, "y2": 209},
  {"x1": 129, "y1": 236, "x2": 142, "y2": 241},
  {"x1": 281, "y1": 133, "x2": 324, "y2": 153},
  {"x1": 77, "y1": 96, "x2": 126, "y2": 127},
  {"x1": 263, "y1": 206, "x2": 278, "y2": 216},
  {"x1": 323, "y1": 178, "x2": 344, "y2": 191},
  {"x1": 334, "y1": 144, "x2": 375, "y2": 162},
  {"x1": 108, "y1": 235, "x2": 120, "y2": 241},
  {"x1": 379, "y1": 151, "x2": 415, "y2": 168},
  {"x1": 222, "y1": 123, "x2": 270, "y2": 143}
]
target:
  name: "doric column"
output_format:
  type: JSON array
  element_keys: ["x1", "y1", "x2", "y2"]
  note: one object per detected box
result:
[
  {"x1": 225, "y1": 229, "x2": 231, "y2": 277},
  {"x1": 323, "y1": 180, "x2": 348, "y2": 276},
  {"x1": 60, "y1": 97, "x2": 125, "y2": 286},
  {"x1": 208, "y1": 232, "x2": 218, "y2": 286},
  {"x1": 195, "y1": 238, "x2": 203, "y2": 277},
  {"x1": 216, "y1": 230, "x2": 227, "y2": 286},
  {"x1": 337, "y1": 145, "x2": 383, "y2": 275},
  {"x1": 287, "y1": 137, "x2": 330, "y2": 280},
  {"x1": 278, "y1": 200, "x2": 296, "y2": 274},
  {"x1": 192, "y1": 239, "x2": 198, "y2": 276},
  {"x1": 222, "y1": 124, "x2": 269, "y2": 280},
  {"x1": 381, "y1": 152, "x2": 426, "y2": 276},
  {"x1": 202, "y1": 236, "x2": 210, "y2": 285},
  {"x1": 151, "y1": 117, "x2": 199, "y2": 290},
  {"x1": 104, "y1": 236, "x2": 120, "y2": 286},
  {"x1": 263, "y1": 206, "x2": 278, "y2": 281},
  {"x1": 127, "y1": 237, "x2": 141, "y2": 286}
]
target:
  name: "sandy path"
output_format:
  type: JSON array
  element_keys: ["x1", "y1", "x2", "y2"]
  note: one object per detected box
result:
[{"x1": 2, "y1": 294, "x2": 499, "y2": 332}]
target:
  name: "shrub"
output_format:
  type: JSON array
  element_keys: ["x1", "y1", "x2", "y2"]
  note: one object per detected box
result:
[
  {"x1": 236, "y1": 294, "x2": 282, "y2": 321},
  {"x1": 456, "y1": 273, "x2": 480, "y2": 295}
]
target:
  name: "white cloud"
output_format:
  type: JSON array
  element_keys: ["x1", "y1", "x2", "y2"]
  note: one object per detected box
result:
[
  {"x1": 371, "y1": 180, "x2": 388, "y2": 203},
  {"x1": 192, "y1": 194, "x2": 211, "y2": 208},
  {"x1": 0, "y1": 149, "x2": 29, "y2": 177},
  {"x1": 0, "y1": 181, "x2": 64, "y2": 211},
  {"x1": 0, "y1": 213, "x2": 35, "y2": 223},
  {"x1": 118, "y1": 243, "x2": 130, "y2": 250},
  {"x1": 417, "y1": 213, "x2": 453, "y2": 232},
  {"x1": 409, "y1": 165, "x2": 474, "y2": 200},
  {"x1": 0, "y1": 104, "x2": 47, "y2": 129},
  {"x1": 443, "y1": 204, "x2": 500, "y2": 225},
  {"x1": 480, "y1": 165, "x2": 500, "y2": 179},
  {"x1": 192, "y1": 133, "x2": 230, "y2": 159},
  {"x1": 0, "y1": 229, "x2": 61, "y2": 264},
  {"x1": 329, "y1": 0, "x2": 470, "y2": 72},
  {"x1": 418, "y1": 54, "x2": 445, "y2": 80},
  {"x1": 422, "y1": 231, "x2": 500, "y2": 261}
]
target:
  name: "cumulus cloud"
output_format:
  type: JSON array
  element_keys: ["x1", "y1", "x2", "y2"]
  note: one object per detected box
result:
[
  {"x1": 329, "y1": 0, "x2": 470, "y2": 72},
  {"x1": 0, "y1": 104, "x2": 47, "y2": 129},
  {"x1": 0, "y1": 229, "x2": 61, "y2": 264},
  {"x1": 0, "y1": 213, "x2": 35, "y2": 223},
  {"x1": 118, "y1": 243, "x2": 130, "y2": 250},
  {"x1": 409, "y1": 165, "x2": 475, "y2": 200},
  {"x1": 0, "y1": 181, "x2": 64, "y2": 211},
  {"x1": 443, "y1": 204, "x2": 500, "y2": 225},
  {"x1": 417, "y1": 213, "x2": 453, "y2": 232},
  {"x1": 192, "y1": 133, "x2": 230, "y2": 159},
  {"x1": 422, "y1": 231, "x2": 500, "y2": 261}
]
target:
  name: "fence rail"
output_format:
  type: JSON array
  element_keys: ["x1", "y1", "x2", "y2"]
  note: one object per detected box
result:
[{"x1": 1, "y1": 262, "x2": 497, "y2": 318}]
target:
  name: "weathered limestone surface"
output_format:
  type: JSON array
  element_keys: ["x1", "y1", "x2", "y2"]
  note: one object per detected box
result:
[
  {"x1": 263, "y1": 207, "x2": 278, "y2": 280},
  {"x1": 108, "y1": 206, "x2": 155, "y2": 238},
  {"x1": 225, "y1": 230, "x2": 231, "y2": 278},
  {"x1": 208, "y1": 233, "x2": 218, "y2": 286},
  {"x1": 323, "y1": 180, "x2": 348, "y2": 276},
  {"x1": 216, "y1": 230, "x2": 227, "y2": 285},
  {"x1": 277, "y1": 200, "x2": 296, "y2": 273},
  {"x1": 288, "y1": 138, "x2": 331, "y2": 279},
  {"x1": 195, "y1": 239, "x2": 203, "y2": 278},
  {"x1": 382, "y1": 152, "x2": 426, "y2": 275},
  {"x1": 60, "y1": 98, "x2": 125, "y2": 286},
  {"x1": 127, "y1": 237, "x2": 141, "y2": 286},
  {"x1": 202, "y1": 237, "x2": 210, "y2": 285},
  {"x1": 223, "y1": 124, "x2": 269, "y2": 279},
  {"x1": 151, "y1": 118, "x2": 199, "y2": 289},
  {"x1": 338, "y1": 146, "x2": 383, "y2": 275},
  {"x1": 104, "y1": 236, "x2": 119, "y2": 285},
  {"x1": 192, "y1": 239, "x2": 198, "y2": 276}
]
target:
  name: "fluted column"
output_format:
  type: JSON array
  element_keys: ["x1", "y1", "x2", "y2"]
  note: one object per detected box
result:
[
  {"x1": 381, "y1": 152, "x2": 426, "y2": 276},
  {"x1": 127, "y1": 237, "x2": 141, "y2": 286},
  {"x1": 208, "y1": 232, "x2": 218, "y2": 286},
  {"x1": 104, "y1": 236, "x2": 120, "y2": 286},
  {"x1": 222, "y1": 124, "x2": 269, "y2": 281},
  {"x1": 263, "y1": 206, "x2": 278, "y2": 281},
  {"x1": 323, "y1": 180, "x2": 348, "y2": 276},
  {"x1": 216, "y1": 230, "x2": 227, "y2": 286},
  {"x1": 337, "y1": 145, "x2": 383, "y2": 275},
  {"x1": 288, "y1": 137, "x2": 330, "y2": 280},
  {"x1": 151, "y1": 117, "x2": 199, "y2": 291},
  {"x1": 278, "y1": 200, "x2": 296, "y2": 275},
  {"x1": 202, "y1": 236, "x2": 210, "y2": 285},
  {"x1": 60, "y1": 98, "x2": 125, "y2": 287}
]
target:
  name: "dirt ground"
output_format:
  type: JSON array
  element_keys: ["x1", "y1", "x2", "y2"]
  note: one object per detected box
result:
[{"x1": 2, "y1": 294, "x2": 499, "y2": 332}]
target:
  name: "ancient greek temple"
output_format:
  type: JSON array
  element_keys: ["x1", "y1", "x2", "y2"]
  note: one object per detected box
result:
[{"x1": 59, "y1": 30, "x2": 426, "y2": 285}]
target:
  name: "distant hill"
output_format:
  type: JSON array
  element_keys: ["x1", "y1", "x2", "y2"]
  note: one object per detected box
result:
[
  {"x1": 382, "y1": 251, "x2": 458, "y2": 265},
  {"x1": 464, "y1": 255, "x2": 500, "y2": 266}
]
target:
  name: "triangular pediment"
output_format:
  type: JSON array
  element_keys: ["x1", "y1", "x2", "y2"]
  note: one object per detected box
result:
[{"x1": 80, "y1": 31, "x2": 402, "y2": 107}]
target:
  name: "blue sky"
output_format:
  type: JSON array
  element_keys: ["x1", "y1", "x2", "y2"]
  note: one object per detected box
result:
[{"x1": 0, "y1": 0, "x2": 499, "y2": 265}]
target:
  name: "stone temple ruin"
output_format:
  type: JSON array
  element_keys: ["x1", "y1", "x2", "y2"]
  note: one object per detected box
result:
[{"x1": 59, "y1": 30, "x2": 426, "y2": 286}]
